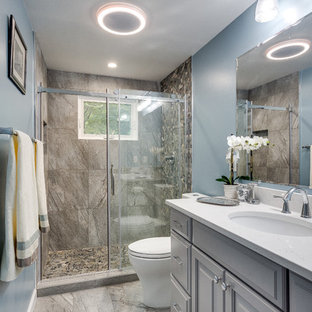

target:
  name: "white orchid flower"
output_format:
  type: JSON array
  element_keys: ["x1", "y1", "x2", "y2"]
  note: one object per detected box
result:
[{"x1": 227, "y1": 135, "x2": 243, "y2": 150}]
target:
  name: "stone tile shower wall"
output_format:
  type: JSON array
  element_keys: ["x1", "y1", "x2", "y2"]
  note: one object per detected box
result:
[
  {"x1": 160, "y1": 57, "x2": 192, "y2": 193},
  {"x1": 46, "y1": 70, "x2": 159, "y2": 252},
  {"x1": 248, "y1": 73, "x2": 299, "y2": 184}
]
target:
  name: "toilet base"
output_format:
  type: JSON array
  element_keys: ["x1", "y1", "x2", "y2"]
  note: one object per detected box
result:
[{"x1": 129, "y1": 254, "x2": 171, "y2": 308}]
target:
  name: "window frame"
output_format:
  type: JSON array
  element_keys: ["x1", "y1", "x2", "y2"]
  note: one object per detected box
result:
[{"x1": 78, "y1": 96, "x2": 138, "y2": 141}]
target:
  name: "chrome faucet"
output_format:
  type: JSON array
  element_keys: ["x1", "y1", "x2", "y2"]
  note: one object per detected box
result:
[{"x1": 274, "y1": 187, "x2": 311, "y2": 218}]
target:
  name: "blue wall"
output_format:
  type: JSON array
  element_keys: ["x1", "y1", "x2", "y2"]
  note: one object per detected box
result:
[
  {"x1": 0, "y1": 0, "x2": 36, "y2": 311},
  {"x1": 192, "y1": 0, "x2": 312, "y2": 195}
]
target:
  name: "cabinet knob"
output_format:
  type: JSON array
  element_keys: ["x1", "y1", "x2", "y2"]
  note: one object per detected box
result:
[
  {"x1": 214, "y1": 276, "x2": 221, "y2": 284},
  {"x1": 172, "y1": 303, "x2": 182, "y2": 312},
  {"x1": 221, "y1": 282, "x2": 230, "y2": 291},
  {"x1": 173, "y1": 256, "x2": 183, "y2": 266},
  {"x1": 173, "y1": 219, "x2": 183, "y2": 229}
]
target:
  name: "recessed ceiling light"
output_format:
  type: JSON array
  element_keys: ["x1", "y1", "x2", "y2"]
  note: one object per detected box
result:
[
  {"x1": 97, "y1": 2, "x2": 146, "y2": 36},
  {"x1": 266, "y1": 39, "x2": 311, "y2": 60},
  {"x1": 108, "y1": 62, "x2": 117, "y2": 68}
]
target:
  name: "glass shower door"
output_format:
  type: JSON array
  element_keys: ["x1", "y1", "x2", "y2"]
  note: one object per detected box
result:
[{"x1": 109, "y1": 89, "x2": 183, "y2": 269}]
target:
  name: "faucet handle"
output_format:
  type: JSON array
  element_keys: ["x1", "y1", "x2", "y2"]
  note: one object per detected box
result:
[
  {"x1": 273, "y1": 195, "x2": 285, "y2": 200},
  {"x1": 301, "y1": 203, "x2": 311, "y2": 218},
  {"x1": 273, "y1": 195, "x2": 291, "y2": 214}
]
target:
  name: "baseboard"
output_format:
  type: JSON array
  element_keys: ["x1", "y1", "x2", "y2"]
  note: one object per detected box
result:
[{"x1": 27, "y1": 289, "x2": 37, "y2": 312}]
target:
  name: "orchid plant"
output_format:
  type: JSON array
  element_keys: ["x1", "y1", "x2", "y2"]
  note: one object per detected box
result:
[{"x1": 216, "y1": 135, "x2": 270, "y2": 185}]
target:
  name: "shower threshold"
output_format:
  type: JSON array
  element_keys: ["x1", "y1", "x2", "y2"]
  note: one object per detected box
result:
[{"x1": 37, "y1": 268, "x2": 138, "y2": 297}]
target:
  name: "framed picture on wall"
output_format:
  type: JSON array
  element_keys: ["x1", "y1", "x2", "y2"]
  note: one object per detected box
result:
[{"x1": 8, "y1": 15, "x2": 27, "y2": 94}]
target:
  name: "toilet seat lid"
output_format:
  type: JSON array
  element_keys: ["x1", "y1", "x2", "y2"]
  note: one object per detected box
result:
[{"x1": 128, "y1": 237, "x2": 171, "y2": 259}]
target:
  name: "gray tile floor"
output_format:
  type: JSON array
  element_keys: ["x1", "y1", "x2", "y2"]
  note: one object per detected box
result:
[{"x1": 34, "y1": 281, "x2": 170, "y2": 312}]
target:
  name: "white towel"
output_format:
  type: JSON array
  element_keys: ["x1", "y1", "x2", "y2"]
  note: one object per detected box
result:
[
  {"x1": 0, "y1": 136, "x2": 22, "y2": 281},
  {"x1": 15, "y1": 131, "x2": 39, "y2": 267},
  {"x1": 0, "y1": 131, "x2": 39, "y2": 281},
  {"x1": 34, "y1": 140, "x2": 50, "y2": 232}
]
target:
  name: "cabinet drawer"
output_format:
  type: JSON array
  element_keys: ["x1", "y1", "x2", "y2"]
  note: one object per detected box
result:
[
  {"x1": 171, "y1": 231, "x2": 191, "y2": 293},
  {"x1": 193, "y1": 221, "x2": 286, "y2": 310},
  {"x1": 171, "y1": 209, "x2": 192, "y2": 241},
  {"x1": 171, "y1": 274, "x2": 191, "y2": 312},
  {"x1": 224, "y1": 272, "x2": 280, "y2": 312}
]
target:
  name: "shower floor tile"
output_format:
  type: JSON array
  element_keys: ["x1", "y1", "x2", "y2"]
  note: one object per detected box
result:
[
  {"x1": 43, "y1": 246, "x2": 130, "y2": 279},
  {"x1": 34, "y1": 281, "x2": 170, "y2": 312}
]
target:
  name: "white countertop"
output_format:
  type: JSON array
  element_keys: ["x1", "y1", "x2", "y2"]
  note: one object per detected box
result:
[{"x1": 166, "y1": 196, "x2": 312, "y2": 282}]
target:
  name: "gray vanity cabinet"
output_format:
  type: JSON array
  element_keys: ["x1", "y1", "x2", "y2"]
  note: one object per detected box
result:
[
  {"x1": 192, "y1": 246, "x2": 225, "y2": 312},
  {"x1": 170, "y1": 208, "x2": 312, "y2": 312},
  {"x1": 191, "y1": 246, "x2": 279, "y2": 312},
  {"x1": 224, "y1": 272, "x2": 280, "y2": 312},
  {"x1": 289, "y1": 272, "x2": 312, "y2": 312}
]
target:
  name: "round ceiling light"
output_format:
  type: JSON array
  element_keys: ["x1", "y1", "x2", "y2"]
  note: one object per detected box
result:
[
  {"x1": 96, "y1": 2, "x2": 146, "y2": 36},
  {"x1": 266, "y1": 39, "x2": 311, "y2": 60}
]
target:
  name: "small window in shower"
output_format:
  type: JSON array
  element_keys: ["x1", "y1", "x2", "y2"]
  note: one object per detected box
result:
[{"x1": 78, "y1": 96, "x2": 138, "y2": 140}]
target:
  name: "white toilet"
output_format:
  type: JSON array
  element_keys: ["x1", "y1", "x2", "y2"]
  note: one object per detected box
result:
[{"x1": 128, "y1": 237, "x2": 171, "y2": 308}]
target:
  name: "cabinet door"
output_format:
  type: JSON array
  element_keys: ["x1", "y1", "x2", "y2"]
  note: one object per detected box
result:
[
  {"x1": 289, "y1": 272, "x2": 312, "y2": 312},
  {"x1": 192, "y1": 246, "x2": 225, "y2": 312},
  {"x1": 224, "y1": 272, "x2": 279, "y2": 312}
]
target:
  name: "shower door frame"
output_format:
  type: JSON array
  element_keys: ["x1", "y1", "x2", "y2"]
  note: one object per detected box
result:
[{"x1": 37, "y1": 86, "x2": 186, "y2": 278}]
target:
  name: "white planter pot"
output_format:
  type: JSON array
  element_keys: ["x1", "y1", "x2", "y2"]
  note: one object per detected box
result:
[{"x1": 224, "y1": 184, "x2": 238, "y2": 199}]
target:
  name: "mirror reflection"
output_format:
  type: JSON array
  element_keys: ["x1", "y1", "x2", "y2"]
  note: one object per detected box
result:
[{"x1": 236, "y1": 12, "x2": 312, "y2": 186}]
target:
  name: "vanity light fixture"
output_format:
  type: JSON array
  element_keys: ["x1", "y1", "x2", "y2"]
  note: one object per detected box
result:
[
  {"x1": 108, "y1": 62, "x2": 117, "y2": 68},
  {"x1": 255, "y1": 0, "x2": 279, "y2": 23},
  {"x1": 97, "y1": 2, "x2": 146, "y2": 36},
  {"x1": 266, "y1": 39, "x2": 311, "y2": 60}
]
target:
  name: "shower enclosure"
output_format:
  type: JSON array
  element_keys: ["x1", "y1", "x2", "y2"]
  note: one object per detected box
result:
[{"x1": 37, "y1": 87, "x2": 186, "y2": 278}]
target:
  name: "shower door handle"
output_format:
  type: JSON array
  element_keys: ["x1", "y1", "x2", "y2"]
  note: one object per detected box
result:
[{"x1": 111, "y1": 164, "x2": 115, "y2": 196}]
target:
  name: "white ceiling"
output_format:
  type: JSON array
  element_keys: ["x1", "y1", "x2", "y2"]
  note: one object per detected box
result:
[
  {"x1": 237, "y1": 12, "x2": 312, "y2": 90},
  {"x1": 24, "y1": 0, "x2": 256, "y2": 82}
]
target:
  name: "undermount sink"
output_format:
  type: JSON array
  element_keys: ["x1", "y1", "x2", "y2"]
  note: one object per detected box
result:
[{"x1": 228, "y1": 211, "x2": 312, "y2": 237}]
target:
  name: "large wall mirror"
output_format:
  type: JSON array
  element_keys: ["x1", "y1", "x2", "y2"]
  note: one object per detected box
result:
[{"x1": 236, "y1": 12, "x2": 312, "y2": 187}]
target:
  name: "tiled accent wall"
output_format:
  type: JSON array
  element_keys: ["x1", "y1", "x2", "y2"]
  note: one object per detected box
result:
[
  {"x1": 248, "y1": 73, "x2": 299, "y2": 184},
  {"x1": 160, "y1": 57, "x2": 192, "y2": 193},
  {"x1": 46, "y1": 70, "x2": 159, "y2": 251}
]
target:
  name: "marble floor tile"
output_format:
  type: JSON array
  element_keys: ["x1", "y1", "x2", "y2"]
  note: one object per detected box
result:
[{"x1": 35, "y1": 281, "x2": 170, "y2": 312}]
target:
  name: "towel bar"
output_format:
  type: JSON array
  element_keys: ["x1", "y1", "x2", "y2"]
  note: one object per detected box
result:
[
  {"x1": 302, "y1": 146, "x2": 311, "y2": 149},
  {"x1": 0, "y1": 127, "x2": 37, "y2": 143}
]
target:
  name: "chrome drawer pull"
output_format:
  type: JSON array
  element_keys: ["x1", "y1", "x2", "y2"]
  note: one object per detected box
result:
[
  {"x1": 214, "y1": 275, "x2": 221, "y2": 284},
  {"x1": 221, "y1": 282, "x2": 231, "y2": 292},
  {"x1": 173, "y1": 220, "x2": 183, "y2": 229},
  {"x1": 173, "y1": 256, "x2": 183, "y2": 266},
  {"x1": 173, "y1": 303, "x2": 182, "y2": 312}
]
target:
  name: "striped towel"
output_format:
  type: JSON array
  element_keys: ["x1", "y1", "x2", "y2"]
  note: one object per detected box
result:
[
  {"x1": 1, "y1": 131, "x2": 40, "y2": 281},
  {"x1": 15, "y1": 131, "x2": 39, "y2": 267}
]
